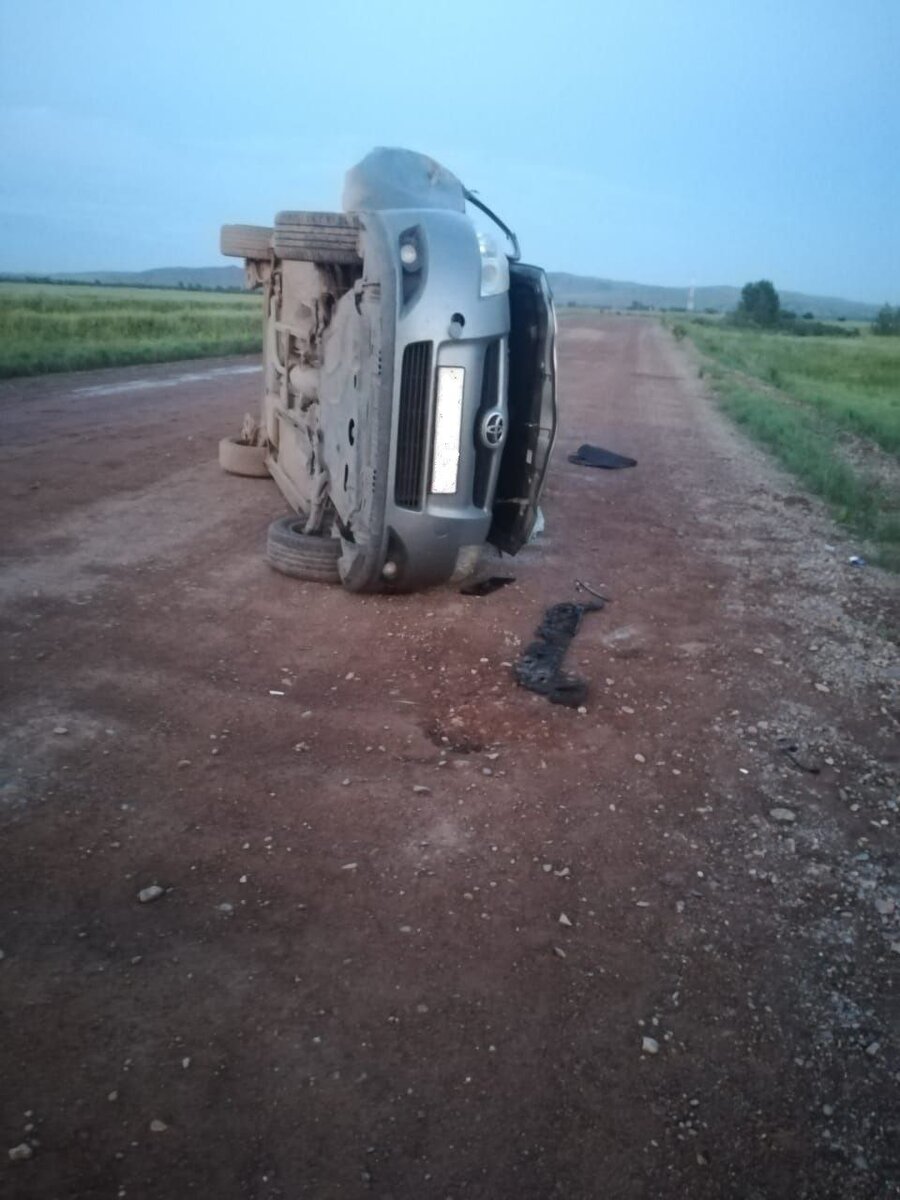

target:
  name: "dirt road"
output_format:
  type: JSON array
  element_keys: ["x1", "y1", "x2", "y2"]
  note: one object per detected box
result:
[{"x1": 1, "y1": 319, "x2": 897, "y2": 1199}]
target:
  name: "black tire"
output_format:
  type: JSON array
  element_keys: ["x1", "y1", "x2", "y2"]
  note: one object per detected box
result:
[
  {"x1": 266, "y1": 516, "x2": 342, "y2": 584},
  {"x1": 220, "y1": 224, "x2": 273, "y2": 259},
  {"x1": 273, "y1": 211, "x2": 361, "y2": 265}
]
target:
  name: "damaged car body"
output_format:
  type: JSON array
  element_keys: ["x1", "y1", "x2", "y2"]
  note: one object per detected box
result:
[{"x1": 220, "y1": 147, "x2": 557, "y2": 592}]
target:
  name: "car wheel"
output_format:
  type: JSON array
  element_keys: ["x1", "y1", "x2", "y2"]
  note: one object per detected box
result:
[
  {"x1": 220, "y1": 224, "x2": 273, "y2": 259},
  {"x1": 273, "y1": 211, "x2": 361, "y2": 265},
  {"x1": 218, "y1": 437, "x2": 270, "y2": 478},
  {"x1": 266, "y1": 516, "x2": 342, "y2": 584}
]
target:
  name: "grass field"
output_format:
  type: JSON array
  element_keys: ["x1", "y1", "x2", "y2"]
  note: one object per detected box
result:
[
  {"x1": 0, "y1": 283, "x2": 263, "y2": 379},
  {"x1": 672, "y1": 318, "x2": 900, "y2": 568}
]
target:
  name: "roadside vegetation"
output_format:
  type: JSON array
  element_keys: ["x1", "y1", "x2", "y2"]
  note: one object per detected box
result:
[
  {"x1": 668, "y1": 286, "x2": 900, "y2": 568},
  {"x1": 0, "y1": 282, "x2": 262, "y2": 379}
]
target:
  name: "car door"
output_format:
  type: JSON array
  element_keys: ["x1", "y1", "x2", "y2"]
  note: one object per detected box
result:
[{"x1": 488, "y1": 263, "x2": 558, "y2": 555}]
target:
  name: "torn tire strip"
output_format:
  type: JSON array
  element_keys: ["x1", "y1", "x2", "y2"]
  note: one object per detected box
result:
[{"x1": 513, "y1": 601, "x2": 604, "y2": 707}]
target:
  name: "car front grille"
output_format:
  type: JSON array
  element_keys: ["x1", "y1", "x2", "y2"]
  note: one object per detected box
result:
[
  {"x1": 472, "y1": 339, "x2": 500, "y2": 509},
  {"x1": 395, "y1": 341, "x2": 433, "y2": 509}
]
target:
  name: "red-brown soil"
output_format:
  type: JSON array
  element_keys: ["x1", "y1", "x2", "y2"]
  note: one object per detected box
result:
[{"x1": 1, "y1": 320, "x2": 897, "y2": 1199}]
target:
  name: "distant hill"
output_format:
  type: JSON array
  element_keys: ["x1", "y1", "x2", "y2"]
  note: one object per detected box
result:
[
  {"x1": 547, "y1": 272, "x2": 879, "y2": 320},
  {"x1": 18, "y1": 266, "x2": 247, "y2": 290},
  {"x1": 3, "y1": 264, "x2": 879, "y2": 319}
]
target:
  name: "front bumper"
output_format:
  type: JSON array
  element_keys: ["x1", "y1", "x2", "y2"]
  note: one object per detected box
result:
[{"x1": 368, "y1": 209, "x2": 511, "y2": 588}]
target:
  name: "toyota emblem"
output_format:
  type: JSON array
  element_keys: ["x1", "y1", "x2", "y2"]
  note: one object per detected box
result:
[{"x1": 481, "y1": 409, "x2": 506, "y2": 449}]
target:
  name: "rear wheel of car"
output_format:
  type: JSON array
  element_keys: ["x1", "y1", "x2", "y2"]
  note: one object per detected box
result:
[
  {"x1": 220, "y1": 224, "x2": 273, "y2": 259},
  {"x1": 273, "y1": 211, "x2": 361, "y2": 265},
  {"x1": 218, "y1": 437, "x2": 270, "y2": 478},
  {"x1": 266, "y1": 516, "x2": 342, "y2": 584}
]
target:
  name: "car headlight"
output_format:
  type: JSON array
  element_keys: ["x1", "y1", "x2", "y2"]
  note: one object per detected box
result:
[
  {"x1": 477, "y1": 232, "x2": 509, "y2": 298},
  {"x1": 399, "y1": 228, "x2": 422, "y2": 271}
]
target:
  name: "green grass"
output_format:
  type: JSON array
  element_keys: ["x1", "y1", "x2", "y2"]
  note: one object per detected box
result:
[
  {"x1": 683, "y1": 322, "x2": 899, "y2": 453},
  {"x1": 670, "y1": 318, "x2": 900, "y2": 569},
  {"x1": 0, "y1": 282, "x2": 263, "y2": 378}
]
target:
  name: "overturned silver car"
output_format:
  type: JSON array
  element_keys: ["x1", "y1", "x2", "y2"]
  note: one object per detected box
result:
[{"x1": 220, "y1": 148, "x2": 557, "y2": 592}]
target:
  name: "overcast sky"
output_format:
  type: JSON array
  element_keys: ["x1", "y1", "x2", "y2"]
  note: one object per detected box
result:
[{"x1": 1, "y1": 0, "x2": 896, "y2": 302}]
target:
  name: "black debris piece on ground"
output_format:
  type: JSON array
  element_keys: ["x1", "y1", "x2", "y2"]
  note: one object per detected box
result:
[
  {"x1": 568, "y1": 443, "x2": 637, "y2": 470},
  {"x1": 513, "y1": 600, "x2": 604, "y2": 707},
  {"x1": 460, "y1": 575, "x2": 516, "y2": 597}
]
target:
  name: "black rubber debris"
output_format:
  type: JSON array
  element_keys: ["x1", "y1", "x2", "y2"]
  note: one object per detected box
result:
[
  {"x1": 568, "y1": 443, "x2": 637, "y2": 469},
  {"x1": 460, "y1": 575, "x2": 516, "y2": 597},
  {"x1": 513, "y1": 600, "x2": 604, "y2": 707}
]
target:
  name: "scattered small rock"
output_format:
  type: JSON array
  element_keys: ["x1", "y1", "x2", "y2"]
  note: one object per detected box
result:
[
  {"x1": 149, "y1": 1119, "x2": 168, "y2": 1133},
  {"x1": 641, "y1": 1036, "x2": 659, "y2": 1055},
  {"x1": 412, "y1": 785, "x2": 431, "y2": 794},
  {"x1": 137, "y1": 885, "x2": 164, "y2": 904},
  {"x1": 8, "y1": 1143, "x2": 33, "y2": 1162},
  {"x1": 553, "y1": 946, "x2": 567, "y2": 959},
  {"x1": 865, "y1": 1041, "x2": 880, "y2": 1057},
  {"x1": 634, "y1": 753, "x2": 646, "y2": 764},
  {"x1": 217, "y1": 903, "x2": 234, "y2": 914},
  {"x1": 768, "y1": 808, "x2": 796, "y2": 824},
  {"x1": 53, "y1": 726, "x2": 68, "y2": 736},
  {"x1": 874, "y1": 898, "x2": 895, "y2": 916},
  {"x1": 558, "y1": 913, "x2": 572, "y2": 927}
]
